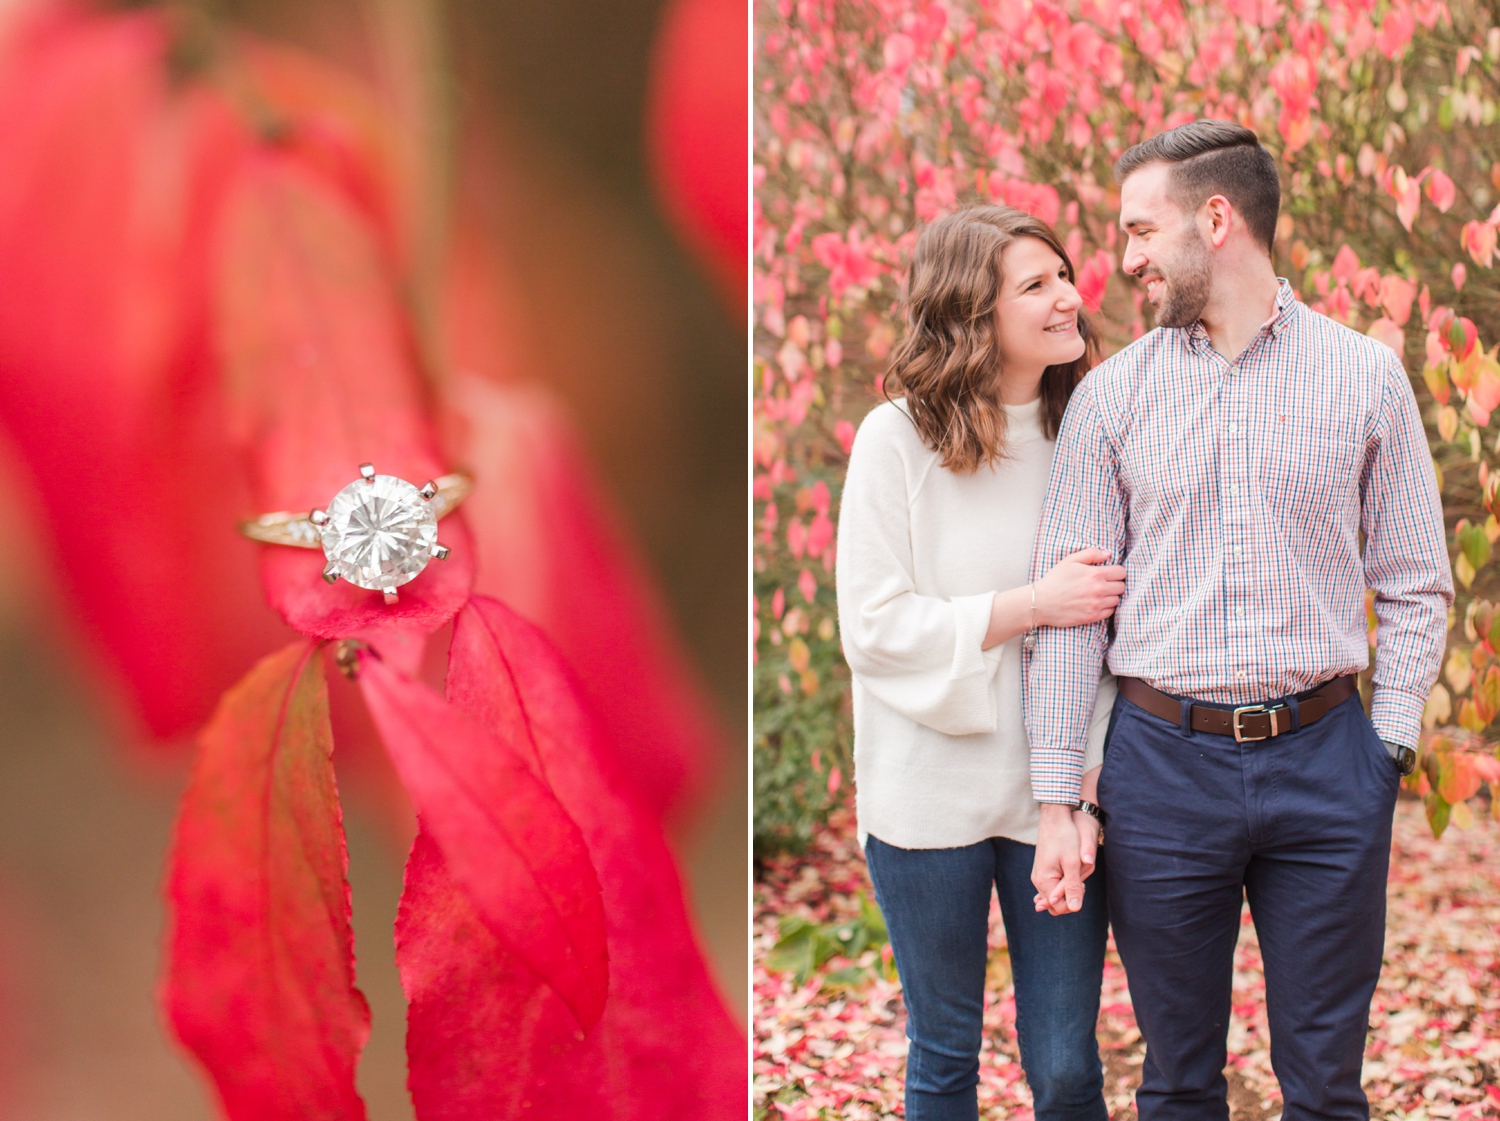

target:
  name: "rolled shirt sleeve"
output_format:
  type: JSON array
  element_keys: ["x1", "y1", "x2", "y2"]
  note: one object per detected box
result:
[
  {"x1": 1022, "y1": 382, "x2": 1127, "y2": 804},
  {"x1": 835, "y1": 412, "x2": 1004, "y2": 737},
  {"x1": 1361, "y1": 357, "x2": 1455, "y2": 748}
]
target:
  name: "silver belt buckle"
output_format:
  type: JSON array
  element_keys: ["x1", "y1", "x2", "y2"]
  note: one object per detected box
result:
[{"x1": 1232, "y1": 704, "x2": 1286, "y2": 742}]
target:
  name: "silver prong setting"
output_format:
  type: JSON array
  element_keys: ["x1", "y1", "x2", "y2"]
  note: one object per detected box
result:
[
  {"x1": 418, "y1": 480, "x2": 438, "y2": 501},
  {"x1": 309, "y1": 508, "x2": 329, "y2": 525},
  {"x1": 360, "y1": 462, "x2": 376, "y2": 482},
  {"x1": 322, "y1": 562, "x2": 339, "y2": 585},
  {"x1": 382, "y1": 587, "x2": 398, "y2": 605},
  {"x1": 431, "y1": 543, "x2": 450, "y2": 560}
]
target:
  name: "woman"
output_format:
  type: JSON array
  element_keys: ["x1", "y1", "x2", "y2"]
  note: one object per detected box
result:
[{"x1": 835, "y1": 205, "x2": 1124, "y2": 1121}]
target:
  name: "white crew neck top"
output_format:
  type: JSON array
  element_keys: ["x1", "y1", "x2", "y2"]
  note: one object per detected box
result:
[{"x1": 835, "y1": 396, "x2": 1114, "y2": 849}]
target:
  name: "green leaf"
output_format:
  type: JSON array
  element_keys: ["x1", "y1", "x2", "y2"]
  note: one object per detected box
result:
[
  {"x1": 1456, "y1": 552, "x2": 1477, "y2": 589},
  {"x1": 1424, "y1": 792, "x2": 1451, "y2": 839},
  {"x1": 820, "y1": 965, "x2": 870, "y2": 993},
  {"x1": 1460, "y1": 522, "x2": 1491, "y2": 571}
]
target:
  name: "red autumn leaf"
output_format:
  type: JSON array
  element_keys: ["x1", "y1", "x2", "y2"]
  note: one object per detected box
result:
[
  {"x1": 1367, "y1": 317, "x2": 1405, "y2": 357},
  {"x1": 1462, "y1": 219, "x2": 1497, "y2": 268},
  {"x1": 395, "y1": 595, "x2": 743, "y2": 1119},
  {"x1": 446, "y1": 373, "x2": 718, "y2": 822},
  {"x1": 165, "y1": 640, "x2": 369, "y2": 1120},
  {"x1": 1468, "y1": 753, "x2": 1500, "y2": 783},
  {"x1": 1437, "y1": 752, "x2": 1484, "y2": 804},
  {"x1": 1075, "y1": 249, "x2": 1113, "y2": 313},
  {"x1": 1378, "y1": 274, "x2": 1416, "y2": 326},
  {"x1": 645, "y1": 0, "x2": 746, "y2": 311},
  {"x1": 0, "y1": 4, "x2": 291, "y2": 742},
  {"x1": 396, "y1": 831, "x2": 586, "y2": 1119},
  {"x1": 1330, "y1": 243, "x2": 1361, "y2": 284},
  {"x1": 355, "y1": 642, "x2": 609, "y2": 1033},
  {"x1": 1424, "y1": 167, "x2": 1456, "y2": 212},
  {"x1": 214, "y1": 149, "x2": 473, "y2": 639}
]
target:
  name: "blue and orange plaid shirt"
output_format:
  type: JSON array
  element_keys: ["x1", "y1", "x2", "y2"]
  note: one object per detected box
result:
[{"x1": 1023, "y1": 280, "x2": 1453, "y2": 804}]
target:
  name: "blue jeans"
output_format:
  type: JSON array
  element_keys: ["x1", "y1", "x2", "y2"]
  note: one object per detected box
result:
[
  {"x1": 864, "y1": 833, "x2": 1109, "y2": 1121},
  {"x1": 1099, "y1": 691, "x2": 1399, "y2": 1121}
]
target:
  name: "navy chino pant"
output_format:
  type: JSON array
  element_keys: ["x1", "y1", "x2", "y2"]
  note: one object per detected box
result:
[
  {"x1": 1098, "y1": 689, "x2": 1400, "y2": 1121},
  {"x1": 864, "y1": 833, "x2": 1109, "y2": 1121}
]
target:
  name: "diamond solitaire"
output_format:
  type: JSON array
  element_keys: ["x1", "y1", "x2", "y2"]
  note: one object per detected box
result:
[{"x1": 239, "y1": 463, "x2": 470, "y2": 604}]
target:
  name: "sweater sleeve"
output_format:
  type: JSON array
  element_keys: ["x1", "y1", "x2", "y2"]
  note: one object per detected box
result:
[
  {"x1": 835, "y1": 408, "x2": 1004, "y2": 737},
  {"x1": 1081, "y1": 669, "x2": 1116, "y2": 774}
]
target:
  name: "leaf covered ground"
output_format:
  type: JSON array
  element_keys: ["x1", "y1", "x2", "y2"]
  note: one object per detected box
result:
[{"x1": 753, "y1": 798, "x2": 1500, "y2": 1121}]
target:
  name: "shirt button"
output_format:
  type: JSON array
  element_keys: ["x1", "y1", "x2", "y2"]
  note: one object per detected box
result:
[
  {"x1": 1237, "y1": 670, "x2": 1247, "y2": 680},
  {"x1": 1235, "y1": 606, "x2": 1245, "y2": 617},
  {"x1": 1228, "y1": 423, "x2": 1238, "y2": 435},
  {"x1": 1228, "y1": 484, "x2": 1239, "y2": 496},
  {"x1": 1232, "y1": 546, "x2": 1243, "y2": 556}
]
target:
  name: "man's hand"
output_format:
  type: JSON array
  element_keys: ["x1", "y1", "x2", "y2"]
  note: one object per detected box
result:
[{"x1": 1032, "y1": 803, "x2": 1085, "y2": 915}]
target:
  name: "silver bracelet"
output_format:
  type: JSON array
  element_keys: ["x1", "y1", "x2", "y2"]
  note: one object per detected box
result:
[{"x1": 1023, "y1": 583, "x2": 1038, "y2": 651}]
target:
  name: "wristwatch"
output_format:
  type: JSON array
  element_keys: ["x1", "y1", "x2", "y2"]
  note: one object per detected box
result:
[
  {"x1": 1383, "y1": 740, "x2": 1417, "y2": 776},
  {"x1": 1077, "y1": 800, "x2": 1108, "y2": 827}
]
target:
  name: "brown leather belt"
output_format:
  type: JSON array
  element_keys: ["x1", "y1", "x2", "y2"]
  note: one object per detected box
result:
[{"x1": 1117, "y1": 675, "x2": 1358, "y2": 742}]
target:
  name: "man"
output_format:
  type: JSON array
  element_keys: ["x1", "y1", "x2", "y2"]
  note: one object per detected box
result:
[{"x1": 1022, "y1": 119, "x2": 1452, "y2": 1121}]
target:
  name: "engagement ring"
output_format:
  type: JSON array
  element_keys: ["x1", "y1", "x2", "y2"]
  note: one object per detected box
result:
[{"x1": 240, "y1": 463, "x2": 472, "y2": 604}]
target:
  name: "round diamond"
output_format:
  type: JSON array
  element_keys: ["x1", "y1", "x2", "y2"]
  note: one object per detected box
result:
[{"x1": 320, "y1": 475, "x2": 438, "y2": 591}]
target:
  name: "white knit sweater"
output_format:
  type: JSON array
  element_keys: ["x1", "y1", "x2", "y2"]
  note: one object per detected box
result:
[{"x1": 836, "y1": 397, "x2": 1114, "y2": 850}]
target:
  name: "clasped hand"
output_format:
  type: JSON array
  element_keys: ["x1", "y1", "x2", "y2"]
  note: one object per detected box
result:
[{"x1": 1031, "y1": 800, "x2": 1101, "y2": 916}]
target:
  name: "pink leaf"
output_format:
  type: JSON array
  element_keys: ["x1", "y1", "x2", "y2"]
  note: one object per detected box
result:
[
  {"x1": 356, "y1": 642, "x2": 609, "y2": 1033},
  {"x1": 396, "y1": 596, "x2": 744, "y2": 1118},
  {"x1": 1462, "y1": 220, "x2": 1497, "y2": 268},
  {"x1": 1367, "y1": 317, "x2": 1406, "y2": 358},
  {"x1": 1425, "y1": 168, "x2": 1456, "y2": 212},
  {"x1": 1396, "y1": 181, "x2": 1421, "y2": 231},
  {"x1": 1075, "y1": 249, "x2": 1113, "y2": 312},
  {"x1": 1330, "y1": 243, "x2": 1361, "y2": 283},
  {"x1": 1379, "y1": 275, "x2": 1416, "y2": 326},
  {"x1": 165, "y1": 641, "x2": 369, "y2": 1119},
  {"x1": 883, "y1": 33, "x2": 916, "y2": 73},
  {"x1": 1453, "y1": 262, "x2": 1468, "y2": 291},
  {"x1": 836, "y1": 419, "x2": 855, "y2": 454},
  {"x1": 798, "y1": 567, "x2": 818, "y2": 603},
  {"x1": 1376, "y1": 5, "x2": 1415, "y2": 58}
]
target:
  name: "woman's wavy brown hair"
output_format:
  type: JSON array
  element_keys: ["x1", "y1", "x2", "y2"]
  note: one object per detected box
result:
[{"x1": 886, "y1": 205, "x2": 1099, "y2": 473}]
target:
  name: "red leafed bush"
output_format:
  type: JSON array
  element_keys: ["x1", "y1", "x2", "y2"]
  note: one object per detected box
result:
[
  {"x1": 0, "y1": 2, "x2": 743, "y2": 1115},
  {"x1": 754, "y1": 0, "x2": 1500, "y2": 844}
]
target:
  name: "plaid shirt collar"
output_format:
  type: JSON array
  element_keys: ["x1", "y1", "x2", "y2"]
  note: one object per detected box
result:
[{"x1": 1178, "y1": 277, "x2": 1299, "y2": 357}]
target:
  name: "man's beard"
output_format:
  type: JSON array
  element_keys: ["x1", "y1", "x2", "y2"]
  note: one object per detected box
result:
[{"x1": 1152, "y1": 233, "x2": 1212, "y2": 328}]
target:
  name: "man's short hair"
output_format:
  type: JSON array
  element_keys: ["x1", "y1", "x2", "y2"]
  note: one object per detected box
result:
[{"x1": 1114, "y1": 120, "x2": 1281, "y2": 256}]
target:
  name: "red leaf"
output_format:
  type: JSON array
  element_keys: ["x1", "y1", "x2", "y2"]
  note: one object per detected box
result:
[
  {"x1": 446, "y1": 374, "x2": 718, "y2": 822},
  {"x1": 645, "y1": 0, "x2": 747, "y2": 311},
  {"x1": 396, "y1": 831, "x2": 585, "y2": 1118},
  {"x1": 0, "y1": 5, "x2": 291, "y2": 742},
  {"x1": 215, "y1": 151, "x2": 473, "y2": 638},
  {"x1": 355, "y1": 640, "x2": 609, "y2": 1032},
  {"x1": 396, "y1": 595, "x2": 744, "y2": 1119},
  {"x1": 1075, "y1": 249, "x2": 1113, "y2": 313},
  {"x1": 1425, "y1": 167, "x2": 1456, "y2": 213},
  {"x1": 165, "y1": 640, "x2": 369, "y2": 1120}
]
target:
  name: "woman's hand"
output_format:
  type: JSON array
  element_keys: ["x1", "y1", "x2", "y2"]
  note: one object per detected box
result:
[{"x1": 1033, "y1": 548, "x2": 1125, "y2": 628}]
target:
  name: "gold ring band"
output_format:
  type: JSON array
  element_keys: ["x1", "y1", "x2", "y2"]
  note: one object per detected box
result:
[{"x1": 240, "y1": 471, "x2": 473, "y2": 549}]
